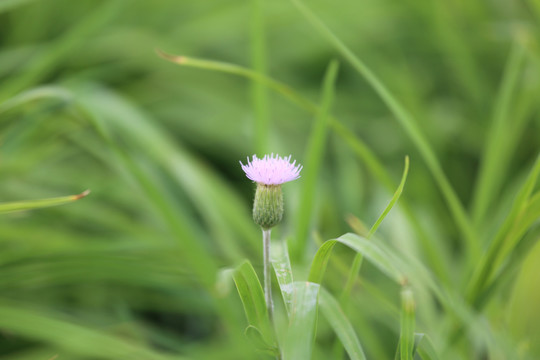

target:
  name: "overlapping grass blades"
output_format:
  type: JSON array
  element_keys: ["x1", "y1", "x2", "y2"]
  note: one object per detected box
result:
[{"x1": 293, "y1": 60, "x2": 338, "y2": 259}]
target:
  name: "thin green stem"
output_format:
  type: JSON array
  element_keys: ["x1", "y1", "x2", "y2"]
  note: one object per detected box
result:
[{"x1": 263, "y1": 228, "x2": 274, "y2": 322}]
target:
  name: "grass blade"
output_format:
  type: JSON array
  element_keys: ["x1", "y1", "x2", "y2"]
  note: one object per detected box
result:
[
  {"x1": 290, "y1": 0, "x2": 477, "y2": 257},
  {"x1": 0, "y1": 190, "x2": 89, "y2": 214},
  {"x1": 293, "y1": 59, "x2": 339, "y2": 259},
  {"x1": 472, "y1": 42, "x2": 527, "y2": 226},
  {"x1": 398, "y1": 287, "x2": 415, "y2": 360},
  {"x1": 342, "y1": 156, "x2": 409, "y2": 297},
  {"x1": 233, "y1": 261, "x2": 274, "y2": 346},
  {"x1": 320, "y1": 288, "x2": 367, "y2": 360},
  {"x1": 271, "y1": 239, "x2": 295, "y2": 316},
  {"x1": 308, "y1": 233, "x2": 405, "y2": 285},
  {"x1": 282, "y1": 281, "x2": 320, "y2": 360},
  {"x1": 467, "y1": 154, "x2": 540, "y2": 306}
]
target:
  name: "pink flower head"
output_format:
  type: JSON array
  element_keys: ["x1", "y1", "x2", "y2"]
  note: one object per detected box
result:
[{"x1": 240, "y1": 154, "x2": 302, "y2": 185}]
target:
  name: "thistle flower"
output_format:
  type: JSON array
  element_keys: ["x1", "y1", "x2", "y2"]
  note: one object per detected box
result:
[
  {"x1": 240, "y1": 154, "x2": 302, "y2": 229},
  {"x1": 240, "y1": 153, "x2": 302, "y2": 322}
]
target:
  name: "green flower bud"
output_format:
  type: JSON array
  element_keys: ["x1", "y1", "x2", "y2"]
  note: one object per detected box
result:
[{"x1": 253, "y1": 184, "x2": 284, "y2": 229}]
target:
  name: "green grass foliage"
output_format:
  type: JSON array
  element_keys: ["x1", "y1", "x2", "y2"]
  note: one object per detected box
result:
[{"x1": 1, "y1": 0, "x2": 540, "y2": 359}]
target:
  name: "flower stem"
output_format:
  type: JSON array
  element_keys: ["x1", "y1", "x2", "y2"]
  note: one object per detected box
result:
[{"x1": 262, "y1": 228, "x2": 274, "y2": 321}]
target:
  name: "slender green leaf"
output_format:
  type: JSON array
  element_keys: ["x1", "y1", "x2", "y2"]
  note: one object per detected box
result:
[
  {"x1": 294, "y1": 59, "x2": 339, "y2": 259},
  {"x1": 472, "y1": 43, "x2": 527, "y2": 226},
  {"x1": 320, "y1": 288, "x2": 366, "y2": 360},
  {"x1": 342, "y1": 156, "x2": 409, "y2": 298},
  {"x1": 398, "y1": 287, "x2": 415, "y2": 360},
  {"x1": 271, "y1": 239, "x2": 295, "y2": 316},
  {"x1": 282, "y1": 282, "x2": 320, "y2": 360},
  {"x1": 233, "y1": 261, "x2": 274, "y2": 345},
  {"x1": 0, "y1": 190, "x2": 89, "y2": 214},
  {"x1": 467, "y1": 154, "x2": 540, "y2": 305}
]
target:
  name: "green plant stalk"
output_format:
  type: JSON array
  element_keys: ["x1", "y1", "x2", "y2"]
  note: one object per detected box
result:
[
  {"x1": 263, "y1": 228, "x2": 274, "y2": 322},
  {"x1": 399, "y1": 287, "x2": 415, "y2": 360}
]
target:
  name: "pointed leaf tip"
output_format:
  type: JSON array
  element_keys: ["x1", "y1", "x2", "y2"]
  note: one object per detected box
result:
[
  {"x1": 73, "y1": 189, "x2": 91, "y2": 200},
  {"x1": 155, "y1": 48, "x2": 185, "y2": 64}
]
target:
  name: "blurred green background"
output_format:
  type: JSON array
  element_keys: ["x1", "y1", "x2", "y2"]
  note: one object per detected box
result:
[{"x1": 1, "y1": 0, "x2": 540, "y2": 359}]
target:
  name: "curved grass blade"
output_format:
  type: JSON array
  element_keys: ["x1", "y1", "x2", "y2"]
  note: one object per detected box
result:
[
  {"x1": 282, "y1": 281, "x2": 320, "y2": 360},
  {"x1": 232, "y1": 261, "x2": 274, "y2": 345},
  {"x1": 289, "y1": 0, "x2": 477, "y2": 258},
  {"x1": 293, "y1": 59, "x2": 339, "y2": 260},
  {"x1": 0, "y1": 190, "x2": 90, "y2": 214},
  {"x1": 308, "y1": 233, "x2": 405, "y2": 285},
  {"x1": 320, "y1": 288, "x2": 366, "y2": 360},
  {"x1": 342, "y1": 156, "x2": 409, "y2": 298}
]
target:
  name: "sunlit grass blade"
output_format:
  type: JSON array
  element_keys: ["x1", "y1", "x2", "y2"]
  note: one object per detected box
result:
[
  {"x1": 271, "y1": 239, "x2": 295, "y2": 316},
  {"x1": 319, "y1": 288, "x2": 366, "y2": 360},
  {"x1": 282, "y1": 282, "x2": 320, "y2": 360},
  {"x1": 342, "y1": 156, "x2": 409, "y2": 298},
  {"x1": 233, "y1": 261, "x2": 274, "y2": 347},
  {"x1": 0, "y1": 190, "x2": 90, "y2": 214},
  {"x1": 308, "y1": 233, "x2": 405, "y2": 285},
  {"x1": 397, "y1": 287, "x2": 415, "y2": 360},
  {"x1": 289, "y1": 0, "x2": 477, "y2": 257},
  {"x1": 293, "y1": 59, "x2": 339, "y2": 260},
  {"x1": 472, "y1": 42, "x2": 527, "y2": 227}
]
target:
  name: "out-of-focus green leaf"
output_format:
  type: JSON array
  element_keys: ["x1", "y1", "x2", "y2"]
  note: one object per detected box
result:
[
  {"x1": 293, "y1": 59, "x2": 338, "y2": 259},
  {"x1": 232, "y1": 261, "x2": 274, "y2": 347},
  {"x1": 308, "y1": 233, "x2": 405, "y2": 285},
  {"x1": 0, "y1": 301, "x2": 182, "y2": 360},
  {"x1": 282, "y1": 281, "x2": 320, "y2": 360},
  {"x1": 320, "y1": 288, "x2": 366, "y2": 360},
  {"x1": 414, "y1": 333, "x2": 440, "y2": 360},
  {"x1": 397, "y1": 287, "x2": 415, "y2": 360}
]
